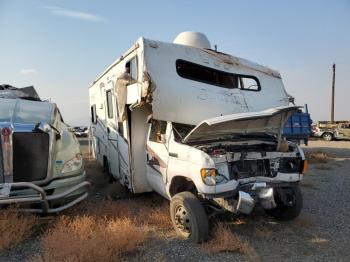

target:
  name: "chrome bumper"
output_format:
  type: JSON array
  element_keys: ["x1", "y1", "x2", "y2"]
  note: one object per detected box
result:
[{"x1": 0, "y1": 180, "x2": 90, "y2": 213}]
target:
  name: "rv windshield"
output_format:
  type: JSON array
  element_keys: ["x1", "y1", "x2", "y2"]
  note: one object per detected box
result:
[{"x1": 172, "y1": 122, "x2": 195, "y2": 142}]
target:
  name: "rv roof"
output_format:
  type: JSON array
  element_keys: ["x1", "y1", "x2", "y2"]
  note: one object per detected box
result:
[{"x1": 89, "y1": 36, "x2": 281, "y2": 88}]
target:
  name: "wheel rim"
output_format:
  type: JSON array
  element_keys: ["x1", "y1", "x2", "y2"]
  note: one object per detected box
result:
[
  {"x1": 324, "y1": 134, "x2": 332, "y2": 141},
  {"x1": 174, "y1": 204, "x2": 191, "y2": 237}
]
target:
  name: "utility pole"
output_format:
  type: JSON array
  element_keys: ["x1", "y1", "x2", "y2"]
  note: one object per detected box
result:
[{"x1": 331, "y1": 63, "x2": 336, "y2": 123}]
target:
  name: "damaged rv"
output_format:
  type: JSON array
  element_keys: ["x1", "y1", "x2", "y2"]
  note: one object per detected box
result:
[
  {"x1": 89, "y1": 32, "x2": 307, "y2": 242},
  {"x1": 0, "y1": 85, "x2": 90, "y2": 213}
]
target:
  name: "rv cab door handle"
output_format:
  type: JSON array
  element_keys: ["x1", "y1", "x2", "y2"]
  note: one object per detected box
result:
[
  {"x1": 169, "y1": 152, "x2": 178, "y2": 158},
  {"x1": 107, "y1": 127, "x2": 110, "y2": 134}
]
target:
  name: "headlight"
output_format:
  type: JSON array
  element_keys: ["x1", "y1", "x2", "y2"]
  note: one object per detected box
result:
[
  {"x1": 62, "y1": 154, "x2": 83, "y2": 174},
  {"x1": 201, "y1": 168, "x2": 221, "y2": 186}
]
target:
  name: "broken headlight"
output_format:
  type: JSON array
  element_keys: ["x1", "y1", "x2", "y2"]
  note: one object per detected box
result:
[
  {"x1": 278, "y1": 158, "x2": 301, "y2": 173},
  {"x1": 62, "y1": 154, "x2": 83, "y2": 174}
]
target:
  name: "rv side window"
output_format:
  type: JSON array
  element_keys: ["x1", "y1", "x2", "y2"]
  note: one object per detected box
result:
[
  {"x1": 238, "y1": 77, "x2": 260, "y2": 91},
  {"x1": 91, "y1": 105, "x2": 97, "y2": 124},
  {"x1": 149, "y1": 120, "x2": 167, "y2": 143},
  {"x1": 126, "y1": 57, "x2": 138, "y2": 81},
  {"x1": 176, "y1": 59, "x2": 261, "y2": 91},
  {"x1": 106, "y1": 90, "x2": 114, "y2": 118}
]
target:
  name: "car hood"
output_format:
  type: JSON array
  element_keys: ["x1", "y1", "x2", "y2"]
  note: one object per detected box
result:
[{"x1": 183, "y1": 105, "x2": 300, "y2": 143}]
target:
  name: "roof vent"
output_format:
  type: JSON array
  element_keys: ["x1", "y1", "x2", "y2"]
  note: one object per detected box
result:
[{"x1": 173, "y1": 31, "x2": 211, "y2": 49}]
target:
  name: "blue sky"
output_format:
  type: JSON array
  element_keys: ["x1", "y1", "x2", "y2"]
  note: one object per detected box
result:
[{"x1": 0, "y1": 0, "x2": 349, "y2": 125}]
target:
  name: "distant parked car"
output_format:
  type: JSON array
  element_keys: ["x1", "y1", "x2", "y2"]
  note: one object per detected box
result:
[
  {"x1": 0, "y1": 84, "x2": 90, "y2": 213},
  {"x1": 313, "y1": 121, "x2": 350, "y2": 141},
  {"x1": 73, "y1": 126, "x2": 89, "y2": 137}
]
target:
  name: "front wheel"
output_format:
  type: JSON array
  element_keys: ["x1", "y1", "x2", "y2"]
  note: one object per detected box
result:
[
  {"x1": 266, "y1": 185, "x2": 303, "y2": 221},
  {"x1": 170, "y1": 191, "x2": 209, "y2": 243}
]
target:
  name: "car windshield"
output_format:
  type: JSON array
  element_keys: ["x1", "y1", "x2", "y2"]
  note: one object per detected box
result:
[{"x1": 0, "y1": 99, "x2": 54, "y2": 124}]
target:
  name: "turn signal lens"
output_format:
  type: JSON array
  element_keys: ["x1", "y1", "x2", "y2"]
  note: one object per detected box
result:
[{"x1": 302, "y1": 160, "x2": 308, "y2": 174}]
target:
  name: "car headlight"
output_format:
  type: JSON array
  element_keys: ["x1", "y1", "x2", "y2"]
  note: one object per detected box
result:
[
  {"x1": 62, "y1": 154, "x2": 83, "y2": 174},
  {"x1": 202, "y1": 167, "x2": 229, "y2": 186},
  {"x1": 201, "y1": 168, "x2": 216, "y2": 186}
]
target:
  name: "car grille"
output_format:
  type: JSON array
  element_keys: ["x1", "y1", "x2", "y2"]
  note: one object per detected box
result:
[
  {"x1": 232, "y1": 159, "x2": 274, "y2": 179},
  {"x1": 13, "y1": 132, "x2": 49, "y2": 182}
]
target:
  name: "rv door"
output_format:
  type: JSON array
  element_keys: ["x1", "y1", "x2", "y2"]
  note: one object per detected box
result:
[{"x1": 105, "y1": 85, "x2": 130, "y2": 186}]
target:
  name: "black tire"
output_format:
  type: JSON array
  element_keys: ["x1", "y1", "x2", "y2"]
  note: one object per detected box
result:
[
  {"x1": 170, "y1": 191, "x2": 209, "y2": 243},
  {"x1": 266, "y1": 185, "x2": 303, "y2": 221},
  {"x1": 322, "y1": 132, "x2": 333, "y2": 141}
]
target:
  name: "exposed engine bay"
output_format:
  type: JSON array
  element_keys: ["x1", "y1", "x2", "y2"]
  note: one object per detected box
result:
[{"x1": 197, "y1": 140, "x2": 303, "y2": 181}]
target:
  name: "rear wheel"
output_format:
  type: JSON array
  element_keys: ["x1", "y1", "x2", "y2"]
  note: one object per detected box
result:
[
  {"x1": 170, "y1": 191, "x2": 209, "y2": 243},
  {"x1": 322, "y1": 132, "x2": 333, "y2": 141},
  {"x1": 266, "y1": 185, "x2": 303, "y2": 221}
]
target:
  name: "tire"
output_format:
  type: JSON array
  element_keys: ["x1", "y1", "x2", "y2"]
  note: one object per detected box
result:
[
  {"x1": 322, "y1": 132, "x2": 333, "y2": 141},
  {"x1": 266, "y1": 185, "x2": 303, "y2": 221},
  {"x1": 170, "y1": 191, "x2": 209, "y2": 243}
]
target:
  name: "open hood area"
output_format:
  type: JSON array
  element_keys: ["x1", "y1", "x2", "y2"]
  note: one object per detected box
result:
[{"x1": 183, "y1": 106, "x2": 300, "y2": 143}]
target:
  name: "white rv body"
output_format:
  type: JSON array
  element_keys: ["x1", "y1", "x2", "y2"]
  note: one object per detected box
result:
[{"x1": 89, "y1": 32, "x2": 306, "y2": 242}]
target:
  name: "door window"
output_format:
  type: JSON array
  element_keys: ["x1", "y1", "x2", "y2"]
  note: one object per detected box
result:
[
  {"x1": 106, "y1": 90, "x2": 114, "y2": 119},
  {"x1": 91, "y1": 105, "x2": 97, "y2": 124},
  {"x1": 126, "y1": 57, "x2": 138, "y2": 81}
]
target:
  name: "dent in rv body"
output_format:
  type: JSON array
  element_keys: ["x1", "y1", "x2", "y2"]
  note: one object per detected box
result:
[{"x1": 89, "y1": 32, "x2": 305, "y2": 243}]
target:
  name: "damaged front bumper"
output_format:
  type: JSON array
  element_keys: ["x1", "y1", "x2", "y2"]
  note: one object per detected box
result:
[
  {"x1": 0, "y1": 172, "x2": 90, "y2": 213},
  {"x1": 208, "y1": 181, "x2": 296, "y2": 215}
]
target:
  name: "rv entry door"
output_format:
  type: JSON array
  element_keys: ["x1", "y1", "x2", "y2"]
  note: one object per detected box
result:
[{"x1": 105, "y1": 86, "x2": 130, "y2": 186}]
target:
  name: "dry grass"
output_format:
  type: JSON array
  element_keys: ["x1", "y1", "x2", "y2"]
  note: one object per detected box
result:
[
  {"x1": 202, "y1": 223, "x2": 258, "y2": 261},
  {"x1": 306, "y1": 151, "x2": 329, "y2": 164},
  {"x1": 0, "y1": 208, "x2": 37, "y2": 251},
  {"x1": 35, "y1": 197, "x2": 172, "y2": 261},
  {"x1": 75, "y1": 198, "x2": 172, "y2": 230},
  {"x1": 35, "y1": 216, "x2": 148, "y2": 262}
]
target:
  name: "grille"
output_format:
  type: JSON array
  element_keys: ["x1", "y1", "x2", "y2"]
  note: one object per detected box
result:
[
  {"x1": 232, "y1": 159, "x2": 273, "y2": 179},
  {"x1": 13, "y1": 132, "x2": 49, "y2": 182}
]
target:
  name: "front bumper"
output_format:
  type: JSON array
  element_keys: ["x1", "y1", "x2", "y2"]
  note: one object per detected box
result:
[
  {"x1": 208, "y1": 181, "x2": 299, "y2": 215},
  {"x1": 0, "y1": 172, "x2": 90, "y2": 213}
]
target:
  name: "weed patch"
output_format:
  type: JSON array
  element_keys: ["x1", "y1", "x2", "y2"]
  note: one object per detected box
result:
[
  {"x1": 35, "y1": 215, "x2": 148, "y2": 262},
  {"x1": 202, "y1": 223, "x2": 258, "y2": 261},
  {"x1": 0, "y1": 208, "x2": 37, "y2": 251}
]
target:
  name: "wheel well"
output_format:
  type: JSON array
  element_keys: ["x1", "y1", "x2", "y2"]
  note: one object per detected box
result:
[
  {"x1": 169, "y1": 176, "x2": 197, "y2": 197},
  {"x1": 103, "y1": 156, "x2": 108, "y2": 171},
  {"x1": 323, "y1": 132, "x2": 333, "y2": 135}
]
